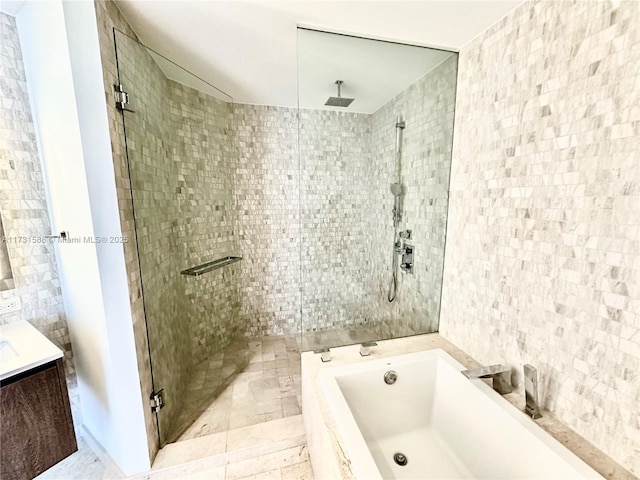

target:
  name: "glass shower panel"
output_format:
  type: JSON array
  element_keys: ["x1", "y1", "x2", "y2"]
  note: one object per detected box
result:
[
  {"x1": 114, "y1": 30, "x2": 246, "y2": 446},
  {"x1": 297, "y1": 29, "x2": 458, "y2": 351}
]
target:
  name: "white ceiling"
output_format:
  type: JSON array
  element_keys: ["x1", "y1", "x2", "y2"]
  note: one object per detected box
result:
[
  {"x1": 298, "y1": 29, "x2": 455, "y2": 113},
  {"x1": 2, "y1": 1, "x2": 524, "y2": 109},
  {"x1": 114, "y1": 1, "x2": 523, "y2": 109}
]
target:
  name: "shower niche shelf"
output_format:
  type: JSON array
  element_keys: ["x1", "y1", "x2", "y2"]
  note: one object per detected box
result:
[{"x1": 180, "y1": 256, "x2": 242, "y2": 276}]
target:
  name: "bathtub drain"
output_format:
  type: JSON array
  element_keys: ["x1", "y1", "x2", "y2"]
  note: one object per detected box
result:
[
  {"x1": 384, "y1": 370, "x2": 398, "y2": 385},
  {"x1": 393, "y1": 452, "x2": 408, "y2": 466}
]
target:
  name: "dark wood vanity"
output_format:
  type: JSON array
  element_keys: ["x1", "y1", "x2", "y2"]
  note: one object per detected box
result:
[{"x1": 0, "y1": 358, "x2": 77, "y2": 480}]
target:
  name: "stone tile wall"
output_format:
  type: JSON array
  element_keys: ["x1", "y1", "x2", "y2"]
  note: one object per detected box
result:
[
  {"x1": 440, "y1": 0, "x2": 640, "y2": 474},
  {"x1": 367, "y1": 55, "x2": 458, "y2": 333},
  {"x1": 95, "y1": 0, "x2": 459, "y2": 456},
  {"x1": 299, "y1": 109, "x2": 372, "y2": 332},
  {"x1": 234, "y1": 104, "x2": 301, "y2": 336},
  {"x1": 169, "y1": 82, "x2": 243, "y2": 363},
  {"x1": 0, "y1": 12, "x2": 78, "y2": 430},
  {"x1": 113, "y1": 29, "x2": 192, "y2": 445},
  {"x1": 96, "y1": 2, "x2": 244, "y2": 447},
  {"x1": 94, "y1": 0, "x2": 159, "y2": 458}
]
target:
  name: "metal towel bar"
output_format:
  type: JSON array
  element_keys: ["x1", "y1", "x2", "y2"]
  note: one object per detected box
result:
[{"x1": 180, "y1": 256, "x2": 242, "y2": 276}]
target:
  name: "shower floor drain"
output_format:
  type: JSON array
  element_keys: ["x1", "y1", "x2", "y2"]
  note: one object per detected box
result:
[{"x1": 393, "y1": 452, "x2": 408, "y2": 466}]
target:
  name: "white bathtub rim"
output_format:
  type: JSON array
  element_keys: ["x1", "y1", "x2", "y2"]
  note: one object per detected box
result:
[
  {"x1": 321, "y1": 366, "x2": 383, "y2": 480},
  {"x1": 319, "y1": 348, "x2": 604, "y2": 480},
  {"x1": 319, "y1": 349, "x2": 457, "y2": 480}
]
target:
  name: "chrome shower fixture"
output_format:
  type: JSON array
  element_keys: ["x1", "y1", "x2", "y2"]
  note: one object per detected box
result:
[
  {"x1": 395, "y1": 115, "x2": 405, "y2": 153},
  {"x1": 391, "y1": 183, "x2": 403, "y2": 228},
  {"x1": 325, "y1": 80, "x2": 354, "y2": 107},
  {"x1": 388, "y1": 114, "x2": 406, "y2": 303}
]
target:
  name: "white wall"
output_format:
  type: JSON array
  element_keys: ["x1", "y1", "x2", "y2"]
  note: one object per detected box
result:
[{"x1": 15, "y1": 0, "x2": 150, "y2": 474}]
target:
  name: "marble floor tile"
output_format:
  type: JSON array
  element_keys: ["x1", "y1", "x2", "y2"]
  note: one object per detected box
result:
[
  {"x1": 153, "y1": 431, "x2": 227, "y2": 469},
  {"x1": 34, "y1": 438, "x2": 108, "y2": 480},
  {"x1": 33, "y1": 336, "x2": 315, "y2": 480},
  {"x1": 178, "y1": 336, "x2": 302, "y2": 442},
  {"x1": 280, "y1": 459, "x2": 314, "y2": 480},
  {"x1": 175, "y1": 468, "x2": 226, "y2": 480},
  {"x1": 224, "y1": 446, "x2": 308, "y2": 480},
  {"x1": 226, "y1": 416, "x2": 304, "y2": 451},
  {"x1": 168, "y1": 337, "x2": 250, "y2": 443}
]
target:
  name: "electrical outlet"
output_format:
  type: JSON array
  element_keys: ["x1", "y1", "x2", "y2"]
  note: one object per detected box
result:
[{"x1": 0, "y1": 296, "x2": 21, "y2": 315}]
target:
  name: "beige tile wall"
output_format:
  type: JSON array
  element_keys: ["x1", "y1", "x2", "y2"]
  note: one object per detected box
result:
[
  {"x1": 237, "y1": 57, "x2": 459, "y2": 339},
  {"x1": 367, "y1": 54, "x2": 458, "y2": 333},
  {"x1": 169, "y1": 82, "x2": 243, "y2": 364},
  {"x1": 299, "y1": 109, "x2": 371, "y2": 333},
  {"x1": 234, "y1": 104, "x2": 301, "y2": 336},
  {"x1": 94, "y1": 0, "x2": 159, "y2": 458},
  {"x1": 113, "y1": 29, "x2": 192, "y2": 446},
  {"x1": 95, "y1": 1, "x2": 244, "y2": 449},
  {"x1": 440, "y1": 0, "x2": 640, "y2": 474}
]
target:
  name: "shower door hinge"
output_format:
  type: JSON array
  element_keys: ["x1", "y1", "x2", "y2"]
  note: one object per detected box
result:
[
  {"x1": 150, "y1": 389, "x2": 165, "y2": 413},
  {"x1": 114, "y1": 83, "x2": 135, "y2": 112}
]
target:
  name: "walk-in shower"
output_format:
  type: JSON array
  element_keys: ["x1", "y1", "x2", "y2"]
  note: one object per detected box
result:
[
  {"x1": 297, "y1": 27, "x2": 458, "y2": 351},
  {"x1": 112, "y1": 24, "x2": 457, "y2": 452}
]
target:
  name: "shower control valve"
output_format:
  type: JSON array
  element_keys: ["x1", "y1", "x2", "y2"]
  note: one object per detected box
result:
[
  {"x1": 401, "y1": 244, "x2": 414, "y2": 274},
  {"x1": 399, "y1": 229, "x2": 412, "y2": 240}
]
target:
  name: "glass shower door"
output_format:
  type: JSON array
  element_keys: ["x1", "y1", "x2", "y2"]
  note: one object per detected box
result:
[
  {"x1": 296, "y1": 28, "x2": 458, "y2": 351},
  {"x1": 114, "y1": 30, "x2": 246, "y2": 446}
]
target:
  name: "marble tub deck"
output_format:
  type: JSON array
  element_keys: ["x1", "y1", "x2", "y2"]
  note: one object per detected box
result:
[
  {"x1": 36, "y1": 332, "x2": 637, "y2": 480},
  {"x1": 302, "y1": 333, "x2": 638, "y2": 480}
]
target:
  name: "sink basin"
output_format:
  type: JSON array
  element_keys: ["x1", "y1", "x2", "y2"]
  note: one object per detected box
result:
[
  {"x1": 0, "y1": 321, "x2": 62, "y2": 381},
  {"x1": 0, "y1": 338, "x2": 19, "y2": 363}
]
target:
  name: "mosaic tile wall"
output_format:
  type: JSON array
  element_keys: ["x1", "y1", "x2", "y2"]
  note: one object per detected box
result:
[
  {"x1": 169, "y1": 82, "x2": 243, "y2": 364},
  {"x1": 96, "y1": 1, "x2": 244, "y2": 448},
  {"x1": 96, "y1": 0, "x2": 459, "y2": 453},
  {"x1": 113, "y1": 30, "x2": 193, "y2": 445},
  {"x1": 367, "y1": 55, "x2": 458, "y2": 334},
  {"x1": 221, "y1": 64, "x2": 460, "y2": 340},
  {"x1": 440, "y1": 0, "x2": 640, "y2": 474},
  {"x1": 299, "y1": 109, "x2": 372, "y2": 332},
  {"x1": 94, "y1": 0, "x2": 161, "y2": 457},
  {"x1": 0, "y1": 12, "x2": 78, "y2": 430},
  {"x1": 234, "y1": 104, "x2": 301, "y2": 336}
]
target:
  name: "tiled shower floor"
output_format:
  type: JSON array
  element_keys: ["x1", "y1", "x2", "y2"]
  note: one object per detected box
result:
[
  {"x1": 177, "y1": 324, "x2": 418, "y2": 442},
  {"x1": 178, "y1": 336, "x2": 302, "y2": 441}
]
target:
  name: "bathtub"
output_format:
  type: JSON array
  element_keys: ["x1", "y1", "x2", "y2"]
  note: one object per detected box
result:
[{"x1": 318, "y1": 349, "x2": 604, "y2": 480}]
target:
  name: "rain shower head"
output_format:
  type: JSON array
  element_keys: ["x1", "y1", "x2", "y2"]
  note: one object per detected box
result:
[
  {"x1": 325, "y1": 80, "x2": 354, "y2": 107},
  {"x1": 390, "y1": 183, "x2": 403, "y2": 196}
]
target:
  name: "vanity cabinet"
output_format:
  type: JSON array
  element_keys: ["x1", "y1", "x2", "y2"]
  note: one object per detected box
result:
[{"x1": 0, "y1": 358, "x2": 77, "y2": 480}]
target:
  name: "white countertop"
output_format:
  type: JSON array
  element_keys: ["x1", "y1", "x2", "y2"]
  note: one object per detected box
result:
[{"x1": 0, "y1": 320, "x2": 63, "y2": 381}]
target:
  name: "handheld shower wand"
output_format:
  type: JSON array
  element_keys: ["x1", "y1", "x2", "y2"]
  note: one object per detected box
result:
[{"x1": 390, "y1": 183, "x2": 402, "y2": 228}]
